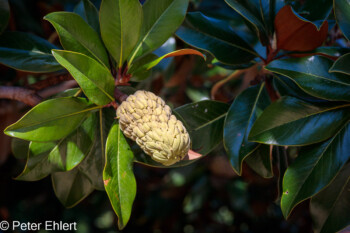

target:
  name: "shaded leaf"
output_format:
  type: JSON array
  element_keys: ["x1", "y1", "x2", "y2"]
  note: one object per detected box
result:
[
  {"x1": 4, "y1": 97, "x2": 98, "y2": 142},
  {"x1": 293, "y1": 0, "x2": 332, "y2": 28},
  {"x1": 104, "y1": 123, "x2": 136, "y2": 230},
  {"x1": 329, "y1": 53, "x2": 350, "y2": 75},
  {"x1": 274, "y1": 5, "x2": 328, "y2": 52},
  {"x1": 225, "y1": 0, "x2": 269, "y2": 44},
  {"x1": 15, "y1": 114, "x2": 97, "y2": 181},
  {"x1": 249, "y1": 96, "x2": 350, "y2": 146},
  {"x1": 0, "y1": 0, "x2": 10, "y2": 34},
  {"x1": 310, "y1": 164, "x2": 350, "y2": 233},
  {"x1": 74, "y1": 0, "x2": 100, "y2": 33},
  {"x1": 52, "y1": 50, "x2": 115, "y2": 106},
  {"x1": 176, "y1": 12, "x2": 257, "y2": 65},
  {"x1": 223, "y1": 83, "x2": 270, "y2": 175},
  {"x1": 281, "y1": 121, "x2": 350, "y2": 218},
  {"x1": 11, "y1": 138, "x2": 30, "y2": 160},
  {"x1": 129, "y1": 0, "x2": 189, "y2": 63},
  {"x1": 245, "y1": 144, "x2": 273, "y2": 178},
  {"x1": 100, "y1": 0, "x2": 142, "y2": 66},
  {"x1": 175, "y1": 100, "x2": 230, "y2": 155},
  {"x1": 52, "y1": 168, "x2": 94, "y2": 208},
  {"x1": 266, "y1": 56, "x2": 350, "y2": 102},
  {"x1": 334, "y1": 0, "x2": 350, "y2": 41},
  {"x1": 44, "y1": 12, "x2": 109, "y2": 67},
  {"x1": 0, "y1": 32, "x2": 62, "y2": 72}
]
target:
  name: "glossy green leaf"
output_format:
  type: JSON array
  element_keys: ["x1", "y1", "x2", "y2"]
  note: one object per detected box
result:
[
  {"x1": 74, "y1": 0, "x2": 100, "y2": 33},
  {"x1": 52, "y1": 168, "x2": 95, "y2": 208},
  {"x1": 0, "y1": 0, "x2": 10, "y2": 33},
  {"x1": 4, "y1": 97, "x2": 98, "y2": 142},
  {"x1": 175, "y1": 100, "x2": 230, "y2": 156},
  {"x1": 266, "y1": 56, "x2": 350, "y2": 102},
  {"x1": 334, "y1": 0, "x2": 350, "y2": 40},
  {"x1": 52, "y1": 50, "x2": 115, "y2": 106},
  {"x1": 223, "y1": 83, "x2": 270, "y2": 175},
  {"x1": 245, "y1": 144, "x2": 273, "y2": 178},
  {"x1": 44, "y1": 12, "x2": 109, "y2": 67},
  {"x1": 100, "y1": 0, "x2": 142, "y2": 66},
  {"x1": 330, "y1": 53, "x2": 350, "y2": 75},
  {"x1": 281, "y1": 121, "x2": 350, "y2": 218},
  {"x1": 0, "y1": 32, "x2": 62, "y2": 72},
  {"x1": 129, "y1": 0, "x2": 189, "y2": 64},
  {"x1": 249, "y1": 96, "x2": 350, "y2": 146},
  {"x1": 225, "y1": 0, "x2": 269, "y2": 44},
  {"x1": 310, "y1": 164, "x2": 350, "y2": 233},
  {"x1": 104, "y1": 123, "x2": 136, "y2": 230},
  {"x1": 15, "y1": 114, "x2": 97, "y2": 181},
  {"x1": 273, "y1": 74, "x2": 328, "y2": 103},
  {"x1": 176, "y1": 12, "x2": 257, "y2": 65}
]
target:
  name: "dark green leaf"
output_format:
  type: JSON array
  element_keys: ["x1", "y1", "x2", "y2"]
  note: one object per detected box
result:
[
  {"x1": 81, "y1": 108, "x2": 116, "y2": 191},
  {"x1": 129, "y1": 0, "x2": 189, "y2": 64},
  {"x1": 0, "y1": 32, "x2": 62, "y2": 72},
  {"x1": 100, "y1": 0, "x2": 142, "y2": 66},
  {"x1": 245, "y1": 144, "x2": 273, "y2": 178},
  {"x1": 175, "y1": 100, "x2": 230, "y2": 155},
  {"x1": 266, "y1": 56, "x2": 350, "y2": 102},
  {"x1": 52, "y1": 50, "x2": 115, "y2": 106},
  {"x1": 52, "y1": 168, "x2": 95, "y2": 208},
  {"x1": 310, "y1": 164, "x2": 350, "y2": 233},
  {"x1": 74, "y1": 0, "x2": 100, "y2": 33},
  {"x1": 11, "y1": 138, "x2": 30, "y2": 160},
  {"x1": 4, "y1": 97, "x2": 98, "y2": 142},
  {"x1": 15, "y1": 114, "x2": 97, "y2": 181},
  {"x1": 224, "y1": 0, "x2": 269, "y2": 44},
  {"x1": 104, "y1": 123, "x2": 136, "y2": 230},
  {"x1": 44, "y1": 12, "x2": 109, "y2": 67},
  {"x1": 249, "y1": 96, "x2": 350, "y2": 146},
  {"x1": 223, "y1": 83, "x2": 270, "y2": 175},
  {"x1": 176, "y1": 12, "x2": 257, "y2": 65},
  {"x1": 0, "y1": 0, "x2": 10, "y2": 34},
  {"x1": 273, "y1": 74, "x2": 328, "y2": 103},
  {"x1": 334, "y1": 0, "x2": 350, "y2": 40},
  {"x1": 297, "y1": 0, "x2": 332, "y2": 29},
  {"x1": 281, "y1": 121, "x2": 350, "y2": 218},
  {"x1": 329, "y1": 53, "x2": 350, "y2": 75}
]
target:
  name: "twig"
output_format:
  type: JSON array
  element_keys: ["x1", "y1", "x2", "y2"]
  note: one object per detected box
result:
[
  {"x1": 114, "y1": 87, "x2": 128, "y2": 103},
  {"x1": 0, "y1": 86, "x2": 43, "y2": 106},
  {"x1": 29, "y1": 74, "x2": 73, "y2": 90}
]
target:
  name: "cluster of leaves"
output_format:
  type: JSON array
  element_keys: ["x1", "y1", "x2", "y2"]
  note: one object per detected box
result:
[
  {"x1": 2, "y1": 0, "x2": 350, "y2": 232},
  {"x1": 175, "y1": 0, "x2": 350, "y2": 232},
  {"x1": 0, "y1": 0, "x2": 222, "y2": 230}
]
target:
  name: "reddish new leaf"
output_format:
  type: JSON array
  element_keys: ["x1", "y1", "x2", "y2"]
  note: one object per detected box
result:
[{"x1": 274, "y1": 5, "x2": 328, "y2": 52}]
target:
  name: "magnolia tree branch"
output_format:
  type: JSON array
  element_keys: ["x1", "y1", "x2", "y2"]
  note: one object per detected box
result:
[
  {"x1": 0, "y1": 86, "x2": 43, "y2": 106},
  {"x1": 0, "y1": 80, "x2": 78, "y2": 107}
]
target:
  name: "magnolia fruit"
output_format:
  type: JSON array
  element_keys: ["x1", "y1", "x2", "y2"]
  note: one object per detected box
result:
[{"x1": 116, "y1": 90, "x2": 191, "y2": 166}]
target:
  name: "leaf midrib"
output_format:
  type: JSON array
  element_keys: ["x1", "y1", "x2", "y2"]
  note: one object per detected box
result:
[{"x1": 9, "y1": 105, "x2": 100, "y2": 131}]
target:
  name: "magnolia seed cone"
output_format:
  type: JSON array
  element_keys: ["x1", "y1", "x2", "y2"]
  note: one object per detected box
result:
[{"x1": 116, "y1": 90, "x2": 191, "y2": 166}]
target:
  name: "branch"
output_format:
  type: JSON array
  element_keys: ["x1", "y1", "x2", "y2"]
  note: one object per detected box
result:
[
  {"x1": 114, "y1": 87, "x2": 128, "y2": 103},
  {"x1": 0, "y1": 86, "x2": 43, "y2": 106}
]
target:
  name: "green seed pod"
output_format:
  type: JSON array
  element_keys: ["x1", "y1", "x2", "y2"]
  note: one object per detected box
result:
[{"x1": 116, "y1": 90, "x2": 190, "y2": 166}]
